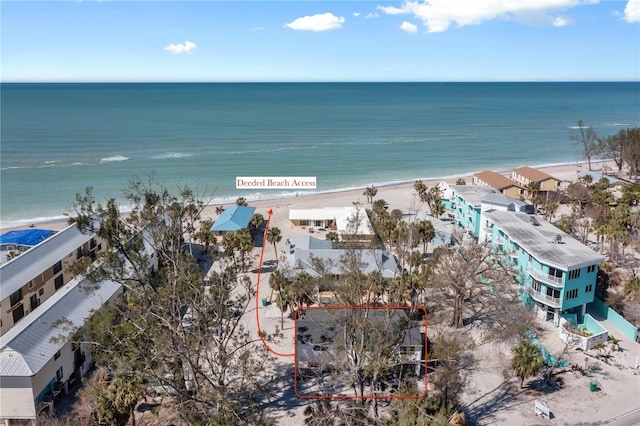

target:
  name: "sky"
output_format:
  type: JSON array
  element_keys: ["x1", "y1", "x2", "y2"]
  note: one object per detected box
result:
[{"x1": 1, "y1": 0, "x2": 639, "y2": 82}]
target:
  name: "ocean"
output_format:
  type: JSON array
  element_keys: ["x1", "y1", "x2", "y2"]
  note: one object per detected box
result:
[{"x1": 1, "y1": 82, "x2": 639, "y2": 229}]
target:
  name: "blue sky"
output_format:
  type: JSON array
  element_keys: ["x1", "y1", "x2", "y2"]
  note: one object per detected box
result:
[{"x1": 2, "y1": 1, "x2": 638, "y2": 82}]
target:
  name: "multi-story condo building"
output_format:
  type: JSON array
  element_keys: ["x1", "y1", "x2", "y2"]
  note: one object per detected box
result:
[
  {"x1": 1, "y1": 224, "x2": 104, "y2": 336},
  {"x1": 443, "y1": 184, "x2": 531, "y2": 238},
  {"x1": 482, "y1": 210, "x2": 604, "y2": 326}
]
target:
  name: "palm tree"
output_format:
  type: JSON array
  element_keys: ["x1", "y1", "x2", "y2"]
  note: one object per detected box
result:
[
  {"x1": 249, "y1": 213, "x2": 264, "y2": 237},
  {"x1": 455, "y1": 178, "x2": 466, "y2": 185},
  {"x1": 235, "y1": 197, "x2": 248, "y2": 206},
  {"x1": 416, "y1": 219, "x2": 435, "y2": 254},
  {"x1": 215, "y1": 205, "x2": 225, "y2": 215},
  {"x1": 276, "y1": 286, "x2": 294, "y2": 330},
  {"x1": 511, "y1": 340, "x2": 544, "y2": 388},
  {"x1": 592, "y1": 342, "x2": 607, "y2": 358},
  {"x1": 267, "y1": 226, "x2": 282, "y2": 264},
  {"x1": 269, "y1": 270, "x2": 288, "y2": 301},
  {"x1": 363, "y1": 185, "x2": 378, "y2": 203},
  {"x1": 195, "y1": 219, "x2": 216, "y2": 254},
  {"x1": 608, "y1": 335, "x2": 621, "y2": 353}
]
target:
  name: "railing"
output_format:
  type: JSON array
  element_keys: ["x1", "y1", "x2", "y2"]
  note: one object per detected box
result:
[
  {"x1": 527, "y1": 265, "x2": 563, "y2": 286},
  {"x1": 525, "y1": 285, "x2": 561, "y2": 308}
]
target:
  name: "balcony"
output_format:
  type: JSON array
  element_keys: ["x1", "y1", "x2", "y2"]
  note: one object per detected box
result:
[
  {"x1": 525, "y1": 285, "x2": 561, "y2": 308},
  {"x1": 527, "y1": 265, "x2": 563, "y2": 287}
]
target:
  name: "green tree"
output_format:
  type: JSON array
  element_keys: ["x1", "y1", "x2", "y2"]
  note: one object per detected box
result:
[
  {"x1": 236, "y1": 196, "x2": 248, "y2": 206},
  {"x1": 194, "y1": 218, "x2": 216, "y2": 254},
  {"x1": 571, "y1": 120, "x2": 599, "y2": 171},
  {"x1": 249, "y1": 213, "x2": 264, "y2": 237},
  {"x1": 325, "y1": 231, "x2": 339, "y2": 243},
  {"x1": 68, "y1": 179, "x2": 275, "y2": 424},
  {"x1": 266, "y1": 226, "x2": 283, "y2": 264},
  {"x1": 511, "y1": 340, "x2": 544, "y2": 388}
]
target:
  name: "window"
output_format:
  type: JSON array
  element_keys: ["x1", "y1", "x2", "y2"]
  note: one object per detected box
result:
[
  {"x1": 569, "y1": 269, "x2": 581, "y2": 280},
  {"x1": 10, "y1": 289, "x2": 23, "y2": 307},
  {"x1": 12, "y1": 304, "x2": 25, "y2": 323},
  {"x1": 56, "y1": 367, "x2": 63, "y2": 382},
  {"x1": 586, "y1": 284, "x2": 593, "y2": 293},
  {"x1": 532, "y1": 280, "x2": 541, "y2": 292},
  {"x1": 548, "y1": 267, "x2": 563, "y2": 279},
  {"x1": 30, "y1": 294, "x2": 38, "y2": 310},
  {"x1": 566, "y1": 289, "x2": 578, "y2": 299},
  {"x1": 77, "y1": 247, "x2": 83, "y2": 259},
  {"x1": 54, "y1": 274, "x2": 64, "y2": 290},
  {"x1": 90, "y1": 238, "x2": 96, "y2": 249},
  {"x1": 54, "y1": 350, "x2": 61, "y2": 360},
  {"x1": 39, "y1": 288, "x2": 45, "y2": 296},
  {"x1": 300, "y1": 220, "x2": 309, "y2": 226},
  {"x1": 53, "y1": 261, "x2": 62, "y2": 275},
  {"x1": 587, "y1": 265, "x2": 596, "y2": 273},
  {"x1": 29, "y1": 280, "x2": 34, "y2": 289}
]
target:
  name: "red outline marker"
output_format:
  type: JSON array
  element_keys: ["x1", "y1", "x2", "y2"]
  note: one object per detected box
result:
[{"x1": 256, "y1": 208, "x2": 295, "y2": 357}]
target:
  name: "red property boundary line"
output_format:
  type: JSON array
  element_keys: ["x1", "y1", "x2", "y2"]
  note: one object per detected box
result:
[
  {"x1": 256, "y1": 209, "x2": 295, "y2": 357},
  {"x1": 293, "y1": 305, "x2": 428, "y2": 399}
]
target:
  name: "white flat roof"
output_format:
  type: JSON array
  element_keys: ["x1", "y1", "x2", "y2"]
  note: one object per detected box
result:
[
  {"x1": 289, "y1": 207, "x2": 373, "y2": 235},
  {"x1": 1, "y1": 224, "x2": 95, "y2": 298},
  {"x1": 0, "y1": 275, "x2": 121, "y2": 377},
  {"x1": 484, "y1": 210, "x2": 604, "y2": 270}
]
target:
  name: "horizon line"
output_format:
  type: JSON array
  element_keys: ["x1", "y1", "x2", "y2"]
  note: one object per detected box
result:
[{"x1": 2, "y1": 80, "x2": 639, "y2": 84}]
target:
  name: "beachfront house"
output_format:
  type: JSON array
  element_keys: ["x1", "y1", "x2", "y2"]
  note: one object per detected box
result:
[
  {"x1": 282, "y1": 236, "x2": 399, "y2": 280},
  {"x1": 210, "y1": 205, "x2": 256, "y2": 250},
  {"x1": 482, "y1": 210, "x2": 604, "y2": 327},
  {"x1": 295, "y1": 308, "x2": 424, "y2": 378},
  {"x1": 289, "y1": 207, "x2": 374, "y2": 242},
  {"x1": 0, "y1": 229, "x2": 57, "y2": 265},
  {"x1": 0, "y1": 224, "x2": 104, "y2": 336},
  {"x1": 472, "y1": 170, "x2": 525, "y2": 199},
  {"x1": 510, "y1": 166, "x2": 563, "y2": 199}
]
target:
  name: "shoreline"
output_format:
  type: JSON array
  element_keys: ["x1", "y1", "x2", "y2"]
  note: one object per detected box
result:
[{"x1": 0, "y1": 159, "x2": 615, "y2": 233}]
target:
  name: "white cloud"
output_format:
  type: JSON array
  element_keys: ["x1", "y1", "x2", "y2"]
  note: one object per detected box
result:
[
  {"x1": 164, "y1": 40, "x2": 197, "y2": 54},
  {"x1": 284, "y1": 13, "x2": 345, "y2": 31},
  {"x1": 624, "y1": 0, "x2": 640, "y2": 22},
  {"x1": 366, "y1": 12, "x2": 380, "y2": 19},
  {"x1": 353, "y1": 12, "x2": 361, "y2": 17},
  {"x1": 377, "y1": 0, "x2": 595, "y2": 33},
  {"x1": 400, "y1": 21, "x2": 419, "y2": 33},
  {"x1": 552, "y1": 16, "x2": 573, "y2": 26}
]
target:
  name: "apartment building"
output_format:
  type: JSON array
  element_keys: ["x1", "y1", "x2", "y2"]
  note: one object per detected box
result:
[
  {"x1": 1, "y1": 224, "x2": 103, "y2": 336},
  {"x1": 482, "y1": 210, "x2": 604, "y2": 326},
  {"x1": 472, "y1": 170, "x2": 524, "y2": 199}
]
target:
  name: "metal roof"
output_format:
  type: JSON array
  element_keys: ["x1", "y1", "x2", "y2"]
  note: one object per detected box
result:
[
  {"x1": 0, "y1": 224, "x2": 94, "y2": 299},
  {"x1": 0, "y1": 229, "x2": 56, "y2": 247},
  {"x1": 0, "y1": 275, "x2": 121, "y2": 377},
  {"x1": 483, "y1": 210, "x2": 604, "y2": 270},
  {"x1": 210, "y1": 206, "x2": 256, "y2": 232},
  {"x1": 283, "y1": 238, "x2": 398, "y2": 278},
  {"x1": 451, "y1": 185, "x2": 499, "y2": 207}
]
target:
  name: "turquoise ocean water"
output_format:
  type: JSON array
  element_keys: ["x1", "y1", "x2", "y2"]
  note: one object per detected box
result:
[{"x1": 1, "y1": 82, "x2": 639, "y2": 228}]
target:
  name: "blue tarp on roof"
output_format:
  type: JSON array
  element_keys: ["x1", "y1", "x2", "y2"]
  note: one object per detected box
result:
[
  {"x1": 0, "y1": 229, "x2": 56, "y2": 247},
  {"x1": 211, "y1": 206, "x2": 256, "y2": 232}
]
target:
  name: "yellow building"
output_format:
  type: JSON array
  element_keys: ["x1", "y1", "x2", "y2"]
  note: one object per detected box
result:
[{"x1": 472, "y1": 170, "x2": 524, "y2": 199}]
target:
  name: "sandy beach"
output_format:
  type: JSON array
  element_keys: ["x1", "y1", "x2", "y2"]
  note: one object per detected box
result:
[{"x1": 1, "y1": 161, "x2": 603, "y2": 234}]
